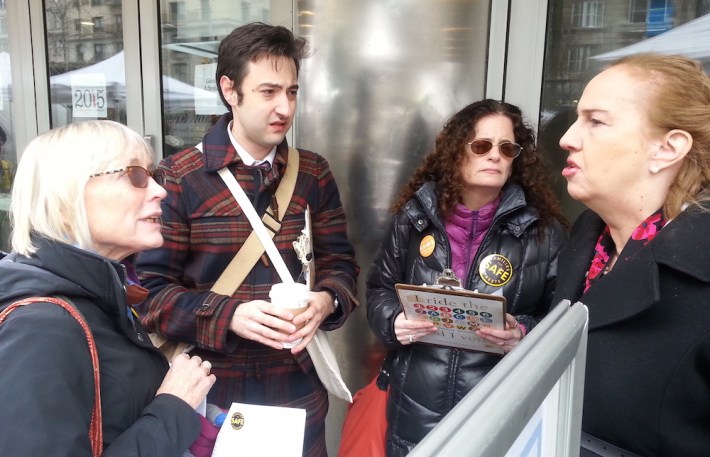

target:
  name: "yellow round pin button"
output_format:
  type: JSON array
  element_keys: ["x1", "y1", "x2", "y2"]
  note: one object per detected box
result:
[
  {"x1": 419, "y1": 235, "x2": 436, "y2": 257},
  {"x1": 231, "y1": 411, "x2": 245, "y2": 430},
  {"x1": 479, "y1": 254, "x2": 513, "y2": 286}
]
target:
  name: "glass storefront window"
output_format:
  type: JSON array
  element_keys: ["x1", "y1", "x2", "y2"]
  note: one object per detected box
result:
[
  {"x1": 0, "y1": 2, "x2": 15, "y2": 252},
  {"x1": 45, "y1": 0, "x2": 125, "y2": 127},
  {"x1": 159, "y1": 1, "x2": 271, "y2": 156},
  {"x1": 539, "y1": 0, "x2": 710, "y2": 221}
]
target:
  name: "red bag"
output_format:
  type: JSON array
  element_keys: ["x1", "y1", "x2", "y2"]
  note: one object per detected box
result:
[
  {"x1": 338, "y1": 377, "x2": 388, "y2": 457},
  {"x1": 338, "y1": 354, "x2": 393, "y2": 457}
]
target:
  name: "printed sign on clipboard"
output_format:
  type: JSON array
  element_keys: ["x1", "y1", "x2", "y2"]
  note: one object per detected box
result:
[{"x1": 395, "y1": 280, "x2": 507, "y2": 354}]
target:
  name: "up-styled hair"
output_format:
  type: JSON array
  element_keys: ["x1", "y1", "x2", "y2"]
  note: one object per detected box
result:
[
  {"x1": 393, "y1": 99, "x2": 567, "y2": 229},
  {"x1": 610, "y1": 53, "x2": 710, "y2": 218},
  {"x1": 10, "y1": 120, "x2": 153, "y2": 256},
  {"x1": 216, "y1": 22, "x2": 308, "y2": 108}
]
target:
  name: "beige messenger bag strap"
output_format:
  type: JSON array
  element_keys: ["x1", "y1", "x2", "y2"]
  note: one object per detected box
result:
[
  {"x1": 211, "y1": 147, "x2": 299, "y2": 295},
  {"x1": 150, "y1": 148, "x2": 299, "y2": 360}
]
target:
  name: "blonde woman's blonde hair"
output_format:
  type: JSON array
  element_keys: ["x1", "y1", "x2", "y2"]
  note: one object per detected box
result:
[
  {"x1": 10, "y1": 120, "x2": 153, "y2": 256},
  {"x1": 611, "y1": 53, "x2": 710, "y2": 219}
]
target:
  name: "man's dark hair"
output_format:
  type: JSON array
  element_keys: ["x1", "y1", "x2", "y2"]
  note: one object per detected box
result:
[{"x1": 216, "y1": 22, "x2": 308, "y2": 109}]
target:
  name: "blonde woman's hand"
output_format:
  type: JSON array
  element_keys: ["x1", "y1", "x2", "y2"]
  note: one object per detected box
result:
[{"x1": 156, "y1": 353, "x2": 216, "y2": 409}]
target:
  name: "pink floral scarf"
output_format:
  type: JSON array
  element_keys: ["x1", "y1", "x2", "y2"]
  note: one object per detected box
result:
[{"x1": 584, "y1": 210, "x2": 666, "y2": 292}]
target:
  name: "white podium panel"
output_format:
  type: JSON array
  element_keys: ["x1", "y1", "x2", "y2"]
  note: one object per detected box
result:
[{"x1": 409, "y1": 300, "x2": 588, "y2": 457}]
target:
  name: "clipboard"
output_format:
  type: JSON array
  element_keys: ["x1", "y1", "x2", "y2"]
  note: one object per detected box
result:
[{"x1": 395, "y1": 271, "x2": 507, "y2": 354}]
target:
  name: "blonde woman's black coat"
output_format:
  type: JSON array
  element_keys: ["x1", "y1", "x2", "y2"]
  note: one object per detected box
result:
[{"x1": 0, "y1": 238, "x2": 200, "y2": 457}]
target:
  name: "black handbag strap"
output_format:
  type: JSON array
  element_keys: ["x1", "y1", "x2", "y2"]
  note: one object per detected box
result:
[{"x1": 376, "y1": 350, "x2": 397, "y2": 390}]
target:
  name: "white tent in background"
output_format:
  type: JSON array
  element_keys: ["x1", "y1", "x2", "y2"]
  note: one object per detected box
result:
[
  {"x1": 50, "y1": 51, "x2": 125, "y2": 87},
  {"x1": 0, "y1": 52, "x2": 14, "y2": 154},
  {"x1": 0, "y1": 52, "x2": 11, "y2": 102},
  {"x1": 592, "y1": 14, "x2": 710, "y2": 71},
  {"x1": 0, "y1": 52, "x2": 10, "y2": 82},
  {"x1": 49, "y1": 51, "x2": 216, "y2": 107}
]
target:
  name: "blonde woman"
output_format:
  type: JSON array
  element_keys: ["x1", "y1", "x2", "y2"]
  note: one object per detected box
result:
[{"x1": 0, "y1": 121, "x2": 214, "y2": 456}]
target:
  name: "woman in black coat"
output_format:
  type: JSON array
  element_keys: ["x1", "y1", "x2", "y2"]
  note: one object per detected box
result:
[
  {"x1": 0, "y1": 121, "x2": 215, "y2": 456},
  {"x1": 554, "y1": 53, "x2": 710, "y2": 457},
  {"x1": 367, "y1": 100, "x2": 567, "y2": 456}
]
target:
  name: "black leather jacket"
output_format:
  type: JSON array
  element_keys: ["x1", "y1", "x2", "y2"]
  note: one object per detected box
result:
[{"x1": 367, "y1": 182, "x2": 566, "y2": 456}]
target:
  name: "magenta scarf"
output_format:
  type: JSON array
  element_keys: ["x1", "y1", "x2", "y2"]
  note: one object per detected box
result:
[{"x1": 445, "y1": 198, "x2": 499, "y2": 282}]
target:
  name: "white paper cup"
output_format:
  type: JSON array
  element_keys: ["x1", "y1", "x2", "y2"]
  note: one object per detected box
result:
[{"x1": 269, "y1": 283, "x2": 309, "y2": 348}]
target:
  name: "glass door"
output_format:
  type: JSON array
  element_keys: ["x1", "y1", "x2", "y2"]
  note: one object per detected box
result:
[
  {"x1": 3, "y1": 0, "x2": 293, "y2": 248},
  {"x1": 144, "y1": 0, "x2": 292, "y2": 157},
  {"x1": 45, "y1": 0, "x2": 126, "y2": 127},
  {"x1": 157, "y1": 0, "x2": 254, "y2": 155},
  {"x1": 0, "y1": 1, "x2": 14, "y2": 252},
  {"x1": 2, "y1": 0, "x2": 130, "y2": 251}
]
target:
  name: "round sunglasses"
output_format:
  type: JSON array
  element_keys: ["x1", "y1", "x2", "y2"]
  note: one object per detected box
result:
[
  {"x1": 89, "y1": 166, "x2": 155, "y2": 188},
  {"x1": 467, "y1": 139, "x2": 522, "y2": 159}
]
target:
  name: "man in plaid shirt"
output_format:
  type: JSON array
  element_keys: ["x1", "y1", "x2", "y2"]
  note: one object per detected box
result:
[{"x1": 136, "y1": 23, "x2": 359, "y2": 456}]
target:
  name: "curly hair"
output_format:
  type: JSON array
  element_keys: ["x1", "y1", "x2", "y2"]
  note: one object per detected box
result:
[{"x1": 392, "y1": 99, "x2": 568, "y2": 229}]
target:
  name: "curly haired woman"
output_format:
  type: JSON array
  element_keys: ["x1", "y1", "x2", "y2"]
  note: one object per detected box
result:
[{"x1": 367, "y1": 99, "x2": 568, "y2": 456}]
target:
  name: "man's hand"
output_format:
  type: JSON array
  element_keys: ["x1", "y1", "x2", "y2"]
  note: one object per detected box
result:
[
  {"x1": 287, "y1": 291, "x2": 335, "y2": 354},
  {"x1": 229, "y1": 299, "x2": 303, "y2": 350}
]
